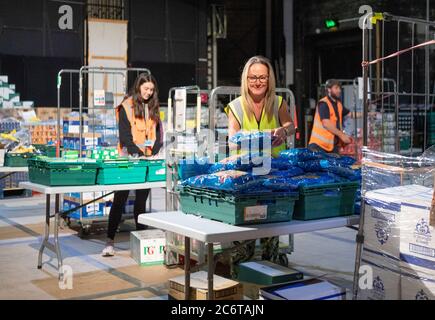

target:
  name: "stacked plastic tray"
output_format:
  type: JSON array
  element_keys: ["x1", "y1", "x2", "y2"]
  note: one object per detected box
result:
[
  {"x1": 179, "y1": 185, "x2": 298, "y2": 226},
  {"x1": 28, "y1": 157, "x2": 98, "y2": 186}
]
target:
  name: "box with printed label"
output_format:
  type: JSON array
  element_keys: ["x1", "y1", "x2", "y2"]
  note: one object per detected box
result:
[
  {"x1": 396, "y1": 187, "x2": 435, "y2": 272},
  {"x1": 363, "y1": 190, "x2": 402, "y2": 259},
  {"x1": 63, "y1": 198, "x2": 105, "y2": 219},
  {"x1": 358, "y1": 248, "x2": 401, "y2": 300},
  {"x1": 363, "y1": 185, "x2": 434, "y2": 260},
  {"x1": 130, "y1": 229, "x2": 166, "y2": 266},
  {"x1": 400, "y1": 262, "x2": 435, "y2": 300}
]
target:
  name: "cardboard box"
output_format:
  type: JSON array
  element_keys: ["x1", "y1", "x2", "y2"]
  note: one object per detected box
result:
[
  {"x1": 260, "y1": 278, "x2": 346, "y2": 300},
  {"x1": 363, "y1": 191, "x2": 402, "y2": 259},
  {"x1": 358, "y1": 248, "x2": 401, "y2": 300},
  {"x1": 400, "y1": 263, "x2": 435, "y2": 300},
  {"x1": 237, "y1": 261, "x2": 303, "y2": 285},
  {"x1": 36, "y1": 107, "x2": 72, "y2": 121},
  {"x1": 397, "y1": 188, "x2": 434, "y2": 271},
  {"x1": 169, "y1": 271, "x2": 244, "y2": 300},
  {"x1": 364, "y1": 185, "x2": 434, "y2": 260},
  {"x1": 63, "y1": 198, "x2": 105, "y2": 218},
  {"x1": 130, "y1": 230, "x2": 166, "y2": 266}
]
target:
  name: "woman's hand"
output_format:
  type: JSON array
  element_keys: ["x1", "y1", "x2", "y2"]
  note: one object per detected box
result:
[{"x1": 271, "y1": 127, "x2": 286, "y2": 147}]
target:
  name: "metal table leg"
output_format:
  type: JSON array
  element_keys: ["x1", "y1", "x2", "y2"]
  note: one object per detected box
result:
[
  {"x1": 38, "y1": 194, "x2": 51, "y2": 269},
  {"x1": 184, "y1": 236, "x2": 191, "y2": 300},
  {"x1": 208, "y1": 242, "x2": 214, "y2": 300},
  {"x1": 37, "y1": 194, "x2": 64, "y2": 280},
  {"x1": 148, "y1": 189, "x2": 152, "y2": 213},
  {"x1": 54, "y1": 194, "x2": 64, "y2": 280}
]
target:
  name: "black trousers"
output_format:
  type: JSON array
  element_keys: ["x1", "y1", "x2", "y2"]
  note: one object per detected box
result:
[{"x1": 107, "y1": 189, "x2": 150, "y2": 240}]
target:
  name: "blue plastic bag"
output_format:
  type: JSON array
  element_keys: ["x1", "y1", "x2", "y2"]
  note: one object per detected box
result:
[
  {"x1": 271, "y1": 158, "x2": 299, "y2": 170},
  {"x1": 208, "y1": 152, "x2": 264, "y2": 173},
  {"x1": 327, "y1": 166, "x2": 362, "y2": 181},
  {"x1": 262, "y1": 176, "x2": 299, "y2": 191},
  {"x1": 324, "y1": 153, "x2": 356, "y2": 166},
  {"x1": 269, "y1": 167, "x2": 304, "y2": 178},
  {"x1": 287, "y1": 173, "x2": 337, "y2": 189},
  {"x1": 182, "y1": 170, "x2": 264, "y2": 192},
  {"x1": 279, "y1": 148, "x2": 325, "y2": 163},
  {"x1": 178, "y1": 157, "x2": 212, "y2": 180},
  {"x1": 229, "y1": 131, "x2": 275, "y2": 150}
]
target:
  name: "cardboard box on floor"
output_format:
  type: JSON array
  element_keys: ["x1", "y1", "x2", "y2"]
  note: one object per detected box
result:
[
  {"x1": 169, "y1": 271, "x2": 244, "y2": 300},
  {"x1": 236, "y1": 261, "x2": 303, "y2": 286},
  {"x1": 130, "y1": 230, "x2": 166, "y2": 267}
]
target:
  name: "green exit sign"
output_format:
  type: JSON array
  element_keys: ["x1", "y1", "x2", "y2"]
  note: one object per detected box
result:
[{"x1": 325, "y1": 18, "x2": 339, "y2": 29}]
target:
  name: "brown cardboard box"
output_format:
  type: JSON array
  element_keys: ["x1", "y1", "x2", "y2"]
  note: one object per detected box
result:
[
  {"x1": 168, "y1": 271, "x2": 243, "y2": 300},
  {"x1": 36, "y1": 107, "x2": 72, "y2": 121}
]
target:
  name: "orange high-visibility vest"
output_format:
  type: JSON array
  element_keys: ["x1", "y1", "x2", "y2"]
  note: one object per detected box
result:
[
  {"x1": 309, "y1": 96, "x2": 343, "y2": 152},
  {"x1": 115, "y1": 97, "x2": 157, "y2": 156}
]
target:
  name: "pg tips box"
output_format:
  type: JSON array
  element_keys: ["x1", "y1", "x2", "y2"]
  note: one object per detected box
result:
[{"x1": 130, "y1": 229, "x2": 166, "y2": 266}]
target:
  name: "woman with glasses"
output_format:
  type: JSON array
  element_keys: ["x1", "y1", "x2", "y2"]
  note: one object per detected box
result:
[
  {"x1": 225, "y1": 55, "x2": 295, "y2": 158},
  {"x1": 224, "y1": 56, "x2": 296, "y2": 269}
]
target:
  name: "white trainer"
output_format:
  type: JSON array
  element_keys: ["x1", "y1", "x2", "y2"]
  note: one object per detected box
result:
[{"x1": 102, "y1": 243, "x2": 115, "y2": 257}]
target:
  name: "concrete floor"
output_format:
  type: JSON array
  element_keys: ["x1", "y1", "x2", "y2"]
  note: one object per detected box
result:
[{"x1": 0, "y1": 189, "x2": 358, "y2": 300}]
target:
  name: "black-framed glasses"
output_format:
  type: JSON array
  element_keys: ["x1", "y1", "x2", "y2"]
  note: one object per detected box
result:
[{"x1": 247, "y1": 75, "x2": 269, "y2": 83}]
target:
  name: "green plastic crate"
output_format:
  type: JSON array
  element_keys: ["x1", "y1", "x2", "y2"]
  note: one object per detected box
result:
[
  {"x1": 145, "y1": 159, "x2": 166, "y2": 182},
  {"x1": 33, "y1": 144, "x2": 58, "y2": 158},
  {"x1": 96, "y1": 160, "x2": 148, "y2": 185},
  {"x1": 28, "y1": 157, "x2": 98, "y2": 186},
  {"x1": 179, "y1": 186, "x2": 299, "y2": 226},
  {"x1": 4, "y1": 153, "x2": 33, "y2": 167},
  {"x1": 293, "y1": 182, "x2": 359, "y2": 221}
]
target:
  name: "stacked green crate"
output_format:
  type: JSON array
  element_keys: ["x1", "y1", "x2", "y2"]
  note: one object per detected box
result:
[
  {"x1": 96, "y1": 159, "x2": 148, "y2": 185},
  {"x1": 4, "y1": 153, "x2": 34, "y2": 167},
  {"x1": 179, "y1": 186, "x2": 298, "y2": 226},
  {"x1": 144, "y1": 159, "x2": 166, "y2": 182},
  {"x1": 293, "y1": 181, "x2": 359, "y2": 220},
  {"x1": 28, "y1": 157, "x2": 98, "y2": 186}
]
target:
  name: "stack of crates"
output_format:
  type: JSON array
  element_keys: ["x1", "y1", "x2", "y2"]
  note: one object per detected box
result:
[
  {"x1": 179, "y1": 186, "x2": 298, "y2": 226},
  {"x1": 293, "y1": 181, "x2": 360, "y2": 220},
  {"x1": 27, "y1": 157, "x2": 98, "y2": 186}
]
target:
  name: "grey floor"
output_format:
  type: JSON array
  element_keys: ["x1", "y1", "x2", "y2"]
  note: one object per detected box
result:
[{"x1": 0, "y1": 188, "x2": 358, "y2": 300}]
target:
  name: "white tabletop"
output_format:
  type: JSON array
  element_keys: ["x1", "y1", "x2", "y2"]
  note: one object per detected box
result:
[
  {"x1": 138, "y1": 211, "x2": 360, "y2": 243},
  {"x1": 0, "y1": 167, "x2": 29, "y2": 173},
  {"x1": 19, "y1": 181, "x2": 166, "y2": 194}
]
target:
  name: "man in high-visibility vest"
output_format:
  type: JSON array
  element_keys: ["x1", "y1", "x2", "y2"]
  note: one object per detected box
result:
[{"x1": 308, "y1": 79, "x2": 356, "y2": 153}]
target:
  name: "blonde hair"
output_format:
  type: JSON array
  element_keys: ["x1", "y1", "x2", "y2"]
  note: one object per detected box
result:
[{"x1": 240, "y1": 56, "x2": 276, "y2": 123}]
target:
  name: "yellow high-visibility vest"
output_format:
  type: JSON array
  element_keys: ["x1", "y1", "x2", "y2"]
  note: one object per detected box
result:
[{"x1": 225, "y1": 95, "x2": 286, "y2": 158}]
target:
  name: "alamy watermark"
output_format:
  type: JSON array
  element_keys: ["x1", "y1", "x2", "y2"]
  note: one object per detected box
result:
[
  {"x1": 359, "y1": 5, "x2": 374, "y2": 30},
  {"x1": 164, "y1": 129, "x2": 273, "y2": 176},
  {"x1": 59, "y1": 265, "x2": 73, "y2": 290}
]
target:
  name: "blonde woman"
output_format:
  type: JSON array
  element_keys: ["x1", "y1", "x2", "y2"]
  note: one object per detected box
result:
[
  {"x1": 226, "y1": 55, "x2": 295, "y2": 158},
  {"x1": 224, "y1": 56, "x2": 296, "y2": 268}
]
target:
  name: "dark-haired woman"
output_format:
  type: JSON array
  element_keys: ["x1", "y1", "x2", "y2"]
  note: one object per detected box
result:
[{"x1": 102, "y1": 73, "x2": 163, "y2": 257}]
